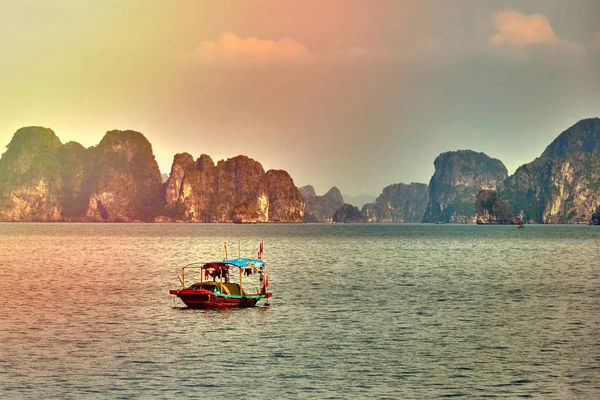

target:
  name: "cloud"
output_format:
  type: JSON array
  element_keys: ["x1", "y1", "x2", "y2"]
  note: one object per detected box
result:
[
  {"x1": 488, "y1": 10, "x2": 560, "y2": 47},
  {"x1": 483, "y1": 9, "x2": 589, "y2": 61},
  {"x1": 192, "y1": 32, "x2": 309, "y2": 65},
  {"x1": 188, "y1": 29, "x2": 469, "y2": 68}
]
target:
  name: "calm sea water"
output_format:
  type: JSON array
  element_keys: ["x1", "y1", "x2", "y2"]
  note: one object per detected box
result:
[{"x1": 0, "y1": 223, "x2": 598, "y2": 399}]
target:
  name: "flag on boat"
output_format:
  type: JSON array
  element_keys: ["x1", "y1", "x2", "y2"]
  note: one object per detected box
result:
[
  {"x1": 258, "y1": 241, "x2": 264, "y2": 260},
  {"x1": 222, "y1": 242, "x2": 228, "y2": 259}
]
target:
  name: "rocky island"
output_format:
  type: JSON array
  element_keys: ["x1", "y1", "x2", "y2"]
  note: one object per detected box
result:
[
  {"x1": 299, "y1": 186, "x2": 344, "y2": 222},
  {"x1": 0, "y1": 127, "x2": 162, "y2": 222},
  {"x1": 361, "y1": 183, "x2": 428, "y2": 223},
  {"x1": 474, "y1": 189, "x2": 516, "y2": 224},
  {"x1": 499, "y1": 118, "x2": 600, "y2": 224},
  {"x1": 2, "y1": 117, "x2": 600, "y2": 224},
  {"x1": 163, "y1": 153, "x2": 304, "y2": 223},
  {"x1": 422, "y1": 150, "x2": 508, "y2": 223},
  {"x1": 0, "y1": 127, "x2": 304, "y2": 222}
]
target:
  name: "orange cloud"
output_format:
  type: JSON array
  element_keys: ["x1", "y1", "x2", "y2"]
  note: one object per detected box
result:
[
  {"x1": 193, "y1": 32, "x2": 309, "y2": 64},
  {"x1": 489, "y1": 10, "x2": 560, "y2": 47}
]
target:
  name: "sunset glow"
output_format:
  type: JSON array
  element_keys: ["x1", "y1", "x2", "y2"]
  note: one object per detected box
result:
[{"x1": 1, "y1": 0, "x2": 599, "y2": 196}]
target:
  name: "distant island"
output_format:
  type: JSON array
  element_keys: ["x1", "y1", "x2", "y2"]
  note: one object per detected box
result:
[
  {"x1": 331, "y1": 118, "x2": 600, "y2": 224},
  {"x1": 1, "y1": 118, "x2": 599, "y2": 223}
]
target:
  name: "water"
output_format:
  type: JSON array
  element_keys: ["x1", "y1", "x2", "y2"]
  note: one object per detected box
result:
[{"x1": 0, "y1": 223, "x2": 598, "y2": 399}]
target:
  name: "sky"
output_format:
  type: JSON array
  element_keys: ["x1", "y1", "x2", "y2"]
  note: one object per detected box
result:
[{"x1": 1, "y1": 0, "x2": 599, "y2": 196}]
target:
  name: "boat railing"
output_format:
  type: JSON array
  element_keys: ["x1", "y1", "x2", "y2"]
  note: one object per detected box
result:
[{"x1": 176, "y1": 262, "x2": 205, "y2": 289}]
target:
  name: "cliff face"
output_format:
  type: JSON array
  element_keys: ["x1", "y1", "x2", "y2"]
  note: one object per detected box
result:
[
  {"x1": 361, "y1": 183, "x2": 428, "y2": 223},
  {"x1": 163, "y1": 154, "x2": 304, "y2": 222},
  {"x1": 58, "y1": 141, "x2": 93, "y2": 220},
  {"x1": 497, "y1": 118, "x2": 600, "y2": 224},
  {"x1": 215, "y1": 155, "x2": 267, "y2": 222},
  {"x1": 0, "y1": 128, "x2": 163, "y2": 222},
  {"x1": 423, "y1": 150, "x2": 508, "y2": 223},
  {"x1": 299, "y1": 185, "x2": 317, "y2": 201},
  {"x1": 541, "y1": 118, "x2": 600, "y2": 158},
  {"x1": 164, "y1": 153, "x2": 215, "y2": 222},
  {"x1": 264, "y1": 170, "x2": 304, "y2": 222},
  {"x1": 85, "y1": 130, "x2": 162, "y2": 222},
  {"x1": 500, "y1": 152, "x2": 600, "y2": 223},
  {"x1": 0, "y1": 127, "x2": 63, "y2": 221},
  {"x1": 0, "y1": 126, "x2": 305, "y2": 223},
  {"x1": 6, "y1": 118, "x2": 600, "y2": 224},
  {"x1": 302, "y1": 186, "x2": 344, "y2": 222}
]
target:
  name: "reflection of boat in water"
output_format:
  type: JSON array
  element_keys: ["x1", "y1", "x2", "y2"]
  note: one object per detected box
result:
[{"x1": 170, "y1": 242, "x2": 271, "y2": 309}]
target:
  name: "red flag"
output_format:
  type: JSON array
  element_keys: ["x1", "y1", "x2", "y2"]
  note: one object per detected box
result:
[
  {"x1": 258, "y1": 241, "x2": 264, "y2": 260},
  {"x1": 265, "y1": 276, "x2": 269, "y2": 288}
]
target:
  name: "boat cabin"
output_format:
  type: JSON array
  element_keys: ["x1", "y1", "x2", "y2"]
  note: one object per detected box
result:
[{"x1": 187, "y1": 281, "x2": 244, "y2": 296}]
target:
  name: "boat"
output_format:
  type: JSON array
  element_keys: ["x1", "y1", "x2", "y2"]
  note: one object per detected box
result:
[{"x1": 169, "y1": 242, "x2": 271, "y2": 309}]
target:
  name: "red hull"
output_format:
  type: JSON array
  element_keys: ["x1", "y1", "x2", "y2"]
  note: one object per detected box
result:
[{"x1": 170, "y1": 289, "x2": 270, "y2": 309}]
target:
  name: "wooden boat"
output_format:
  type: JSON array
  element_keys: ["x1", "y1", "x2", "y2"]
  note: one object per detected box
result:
[{"x1": 170, "y1": 243, "x2": 271, "y2": 309}]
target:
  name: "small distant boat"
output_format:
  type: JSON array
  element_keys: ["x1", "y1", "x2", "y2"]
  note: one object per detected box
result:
[{"x1": 169, "y1": 242, "x2": 271, "y2": 309}]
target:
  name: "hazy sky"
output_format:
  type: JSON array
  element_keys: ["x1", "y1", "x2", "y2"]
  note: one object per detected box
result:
[{"x1": 1, "y1": 0, "x2": 599, "y2": 196}]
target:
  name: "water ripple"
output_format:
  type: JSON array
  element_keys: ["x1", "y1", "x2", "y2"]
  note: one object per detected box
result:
[{"x1": 0, "y1": 223, "x2": 598, "y2": 398}]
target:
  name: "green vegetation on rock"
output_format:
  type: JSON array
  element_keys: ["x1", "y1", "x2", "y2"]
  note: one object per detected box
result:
[
  {"x1": 423, "y1": 150, "x2": 508, "y2": 223},
  {"x1": 0, "y1": 127, "x2": 162, "y2": 222},
  {"x1": 475, "y1": 189, "x2": 515, "y2": 224},
  {"x1": 361, "y1": 183, "x2": 428, "y2": 223}
]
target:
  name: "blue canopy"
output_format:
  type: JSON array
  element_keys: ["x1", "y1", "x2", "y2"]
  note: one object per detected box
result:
[{"x1": 207, "y1": 258, "x2": 265, "y2": 268}]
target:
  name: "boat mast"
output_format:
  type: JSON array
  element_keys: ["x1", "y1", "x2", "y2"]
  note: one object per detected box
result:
[
  {"x1": 238, "y1": 241, "x2": 244, "y2": 295},
  {"x1": 219, "y1": 265, "x2": 223, "y2": 290}
]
